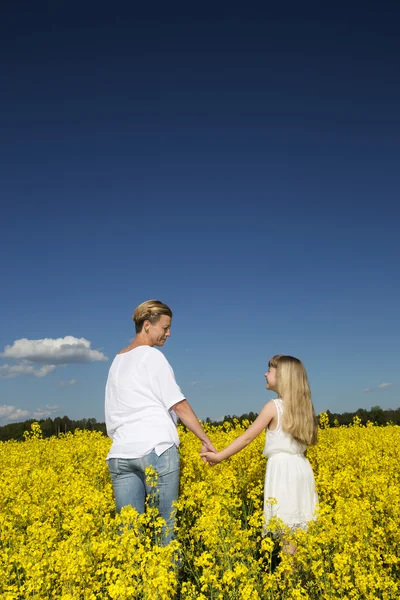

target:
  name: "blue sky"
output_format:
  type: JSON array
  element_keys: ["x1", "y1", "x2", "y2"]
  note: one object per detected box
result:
[{"x1": 1, "y1": 2, "x2": 399, "y2": 424}]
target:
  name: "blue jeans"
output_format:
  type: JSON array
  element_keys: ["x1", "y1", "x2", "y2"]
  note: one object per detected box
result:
[{"x1": 107, "y1": 446, "x2": 180, "y2": 545}]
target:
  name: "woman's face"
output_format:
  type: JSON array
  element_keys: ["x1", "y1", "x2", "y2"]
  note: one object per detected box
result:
[
  {"x1": 264, "y1": 366, "x2": 277, "y2": 392},
  {"x1": 146, "y1": 315, "x2": 172, "y2": 347}
]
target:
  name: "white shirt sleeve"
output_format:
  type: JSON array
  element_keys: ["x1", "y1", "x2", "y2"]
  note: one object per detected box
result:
[{"x1": 145, "y1": 349, "x2": 186, "y2": 411}]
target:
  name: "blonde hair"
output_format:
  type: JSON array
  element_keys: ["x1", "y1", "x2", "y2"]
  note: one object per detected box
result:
[
  {"x1": 269, "y1": 355, "x2": 318, "y2": 447},
  {"x1": 132, "y1": 300, "x2": 172, "y2": 333}
]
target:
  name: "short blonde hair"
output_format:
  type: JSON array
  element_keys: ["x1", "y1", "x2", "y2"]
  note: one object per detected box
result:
[
  {"x1": 268, "y1": 355, "x2": 318, "y2": 447},
  {"x1": 132, "y1": 300, "x2": 172, "y2": 333}
]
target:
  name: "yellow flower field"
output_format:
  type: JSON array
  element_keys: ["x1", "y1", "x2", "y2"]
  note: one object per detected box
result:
[{"x1": 0, "y1": 417, "x2": 399, "y2": 599}]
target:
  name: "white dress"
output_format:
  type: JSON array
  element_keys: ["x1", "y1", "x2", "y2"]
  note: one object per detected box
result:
[{"x1": 263, "y1": 398, "x2": 318, "y2": 531}]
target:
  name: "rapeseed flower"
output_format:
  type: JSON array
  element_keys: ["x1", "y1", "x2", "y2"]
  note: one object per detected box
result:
[{"x1": 0, "y1": 420, "x2": 398, "y2": 598}]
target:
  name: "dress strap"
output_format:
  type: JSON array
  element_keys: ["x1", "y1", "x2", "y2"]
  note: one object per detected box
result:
[{"x1": 272, "y1": 398, "x2": 283, "y2": 430}]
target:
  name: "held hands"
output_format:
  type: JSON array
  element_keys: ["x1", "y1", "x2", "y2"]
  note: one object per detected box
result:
[
  {"x1": 200, "y1": 438, "x2": 222, "y2": 466},
  {"x1": 200, "y1": 439, "x2": 217, "y2": 464},
  {"x1": 200, "y1": 450, "x2": 222, "y2": 466}
]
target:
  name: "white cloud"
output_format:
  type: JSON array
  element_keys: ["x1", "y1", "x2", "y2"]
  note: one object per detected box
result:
[
  {"x1": 0, "y1": 405, "x2": 18, "y2": 417},
  {"x1": 0, "y1": 405, "x2": 31, "y2": 422},
  {"x1": 364, "y1": 382, "x2": 392, "y2": 393},
  {"x1": 1, "y1": 337, "x2": 108, "y2": 365},
  {"x1": 33, "y1": 405, "x2": 59, "y2": 419},
  {"x1": 190, "y1": 381, "x2": 200, "y2": 386},
  {"x1": 57, "y1": 379, "x2": 77, "y2": 387},
  {"x1": 9, "y1": 408, "x2": 31, "y2": 420},
  {"x1": 0, "y1": 337, "x2": 107, "y2": 379},
  {"x1": 0, "y1": 364, "x2": 56, "y2": 379},
  {"x1": 0, "y1": 403, "x2": 59, "y2": 423}
]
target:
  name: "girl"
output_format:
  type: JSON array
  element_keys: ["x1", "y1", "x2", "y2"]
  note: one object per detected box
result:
[{"x1": 201, "y1": 355, "x2": 318, "y2": 541}]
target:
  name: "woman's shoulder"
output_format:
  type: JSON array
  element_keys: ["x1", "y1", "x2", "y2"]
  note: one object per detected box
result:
[
  {"x1": 146, "y1": 346, "x2": 165, "y2": 358},
  {"x1": 113, "y1": 345, "x2": 159, "y2": 368},
  {"x1": 143, "y1": 347, "x2": 171, "y2": 367}
]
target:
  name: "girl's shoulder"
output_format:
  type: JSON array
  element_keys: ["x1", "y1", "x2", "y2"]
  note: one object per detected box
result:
[
  {"x1": 271, "y1": 397, "x2": 284, "y2": 415},
  {"x1": 263, "y1": 399, "x2": 279, "y2": 411},
  {"x1": 262, "y1": 398, "x2": 282, "y2": 410},
  {"x1": 264, "y1": 399, "x2": 281, "y2": 432}
]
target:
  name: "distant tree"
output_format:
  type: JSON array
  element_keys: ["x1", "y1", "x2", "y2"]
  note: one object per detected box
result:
[
  {"x1": 356, "y1": 408, "x2": 369, "y2": 425},
  {"x1": 340, "y1": 412, "x2": 353, "y2": 426},
  {"x1": 61, "y1": 416, "x2": 72, "y2": 433},
  {"x1": 40, "y1": 418, "x2": 53, "y2": 437},
  {"x1": 369, "y1": 405, "x2": 385, "y2": 425},
  {"x1": 54, "y1": 417, "x2": 62, "y2": 436}
]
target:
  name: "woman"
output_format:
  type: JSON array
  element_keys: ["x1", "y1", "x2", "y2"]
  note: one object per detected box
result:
[{"x1": 105, "y1": 299, "x2": 215, "y2": 544}]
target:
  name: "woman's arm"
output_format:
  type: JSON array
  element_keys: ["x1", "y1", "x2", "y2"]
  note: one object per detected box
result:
[
  {"x1": 173, "y1": 399, "x2": 217, "y2": 454},
  {"x1": 201, "y1": 401, "x2": 276, "y2": 465}
]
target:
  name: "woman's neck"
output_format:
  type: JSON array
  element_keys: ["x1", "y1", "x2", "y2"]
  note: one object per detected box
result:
[{"x1": 119, "y1": 333, "x2": 153, "y2": 354}]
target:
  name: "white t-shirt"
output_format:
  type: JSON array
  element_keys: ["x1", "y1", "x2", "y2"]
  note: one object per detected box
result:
[{"x1": 105, "y1": 346, "x2": 185, "y2": 459}]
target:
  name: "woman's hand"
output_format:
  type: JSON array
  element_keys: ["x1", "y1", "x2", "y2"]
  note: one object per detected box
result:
[
  {"x1": 200, "y1": 450, "x2": 222, "y2": 466},
  {"x1": 200, "y1": 440, "x2": 217, "y2": 463},
  {"x1": 173, "y1": 401, "x2": 218, "y2": 462}
]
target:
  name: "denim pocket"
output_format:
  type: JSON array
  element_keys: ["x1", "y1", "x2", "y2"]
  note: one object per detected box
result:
[
  {"x1": 153, "y1": 449, "x2": 170, "y2": 477},
  {"x1": 155, "y1": 446, "x2": 180, "y2": 477},
  {"x1": 107, "y1": 458, "x2": 120, "y2": 476},
  {"x1": 169, "y1": 446, "x2": 180, "y2": 474}
]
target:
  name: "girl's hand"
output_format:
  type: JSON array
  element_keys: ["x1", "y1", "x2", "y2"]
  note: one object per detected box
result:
[
  {"x1": 200, "y1": 451, "x2": 222, "y2": 466},
  {"x1": 200, "y1": 440, "x2": 217, "y2": 463}
]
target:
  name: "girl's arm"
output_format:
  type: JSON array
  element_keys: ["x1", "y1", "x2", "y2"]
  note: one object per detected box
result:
[{"x1": 201, "y1": 401, "x2": 276, "y2": 466}]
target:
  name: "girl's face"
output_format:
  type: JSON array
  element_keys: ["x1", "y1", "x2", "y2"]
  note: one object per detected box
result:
[{"x1": 265, "y1": 366, "x2": 278, "y2": 392}]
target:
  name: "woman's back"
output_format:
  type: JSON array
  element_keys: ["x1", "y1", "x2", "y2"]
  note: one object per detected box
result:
[{"x1": 105, "y1": 346, "x2": 184, "y2": 459}]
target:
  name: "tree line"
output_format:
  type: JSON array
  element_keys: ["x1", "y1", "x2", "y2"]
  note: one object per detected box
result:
[
  {"x1": 206, "y1": 405, "x2": 400, "y2": 428},
  {"x1": 0, "y1": 405, "x2": 399, "y2": 442},
  {"x1": 0, "y1": 416, "x2": 107, "y2": 442}
]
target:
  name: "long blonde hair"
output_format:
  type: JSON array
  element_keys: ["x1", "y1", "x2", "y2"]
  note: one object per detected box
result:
[{"x1": 269, "y1": 354, "x2": 318, "y2": 446}]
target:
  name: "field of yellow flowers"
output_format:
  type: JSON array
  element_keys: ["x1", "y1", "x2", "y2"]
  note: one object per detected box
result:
[{"x1": 0, "y1": 416, "x2": 399, "y2": 600}]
